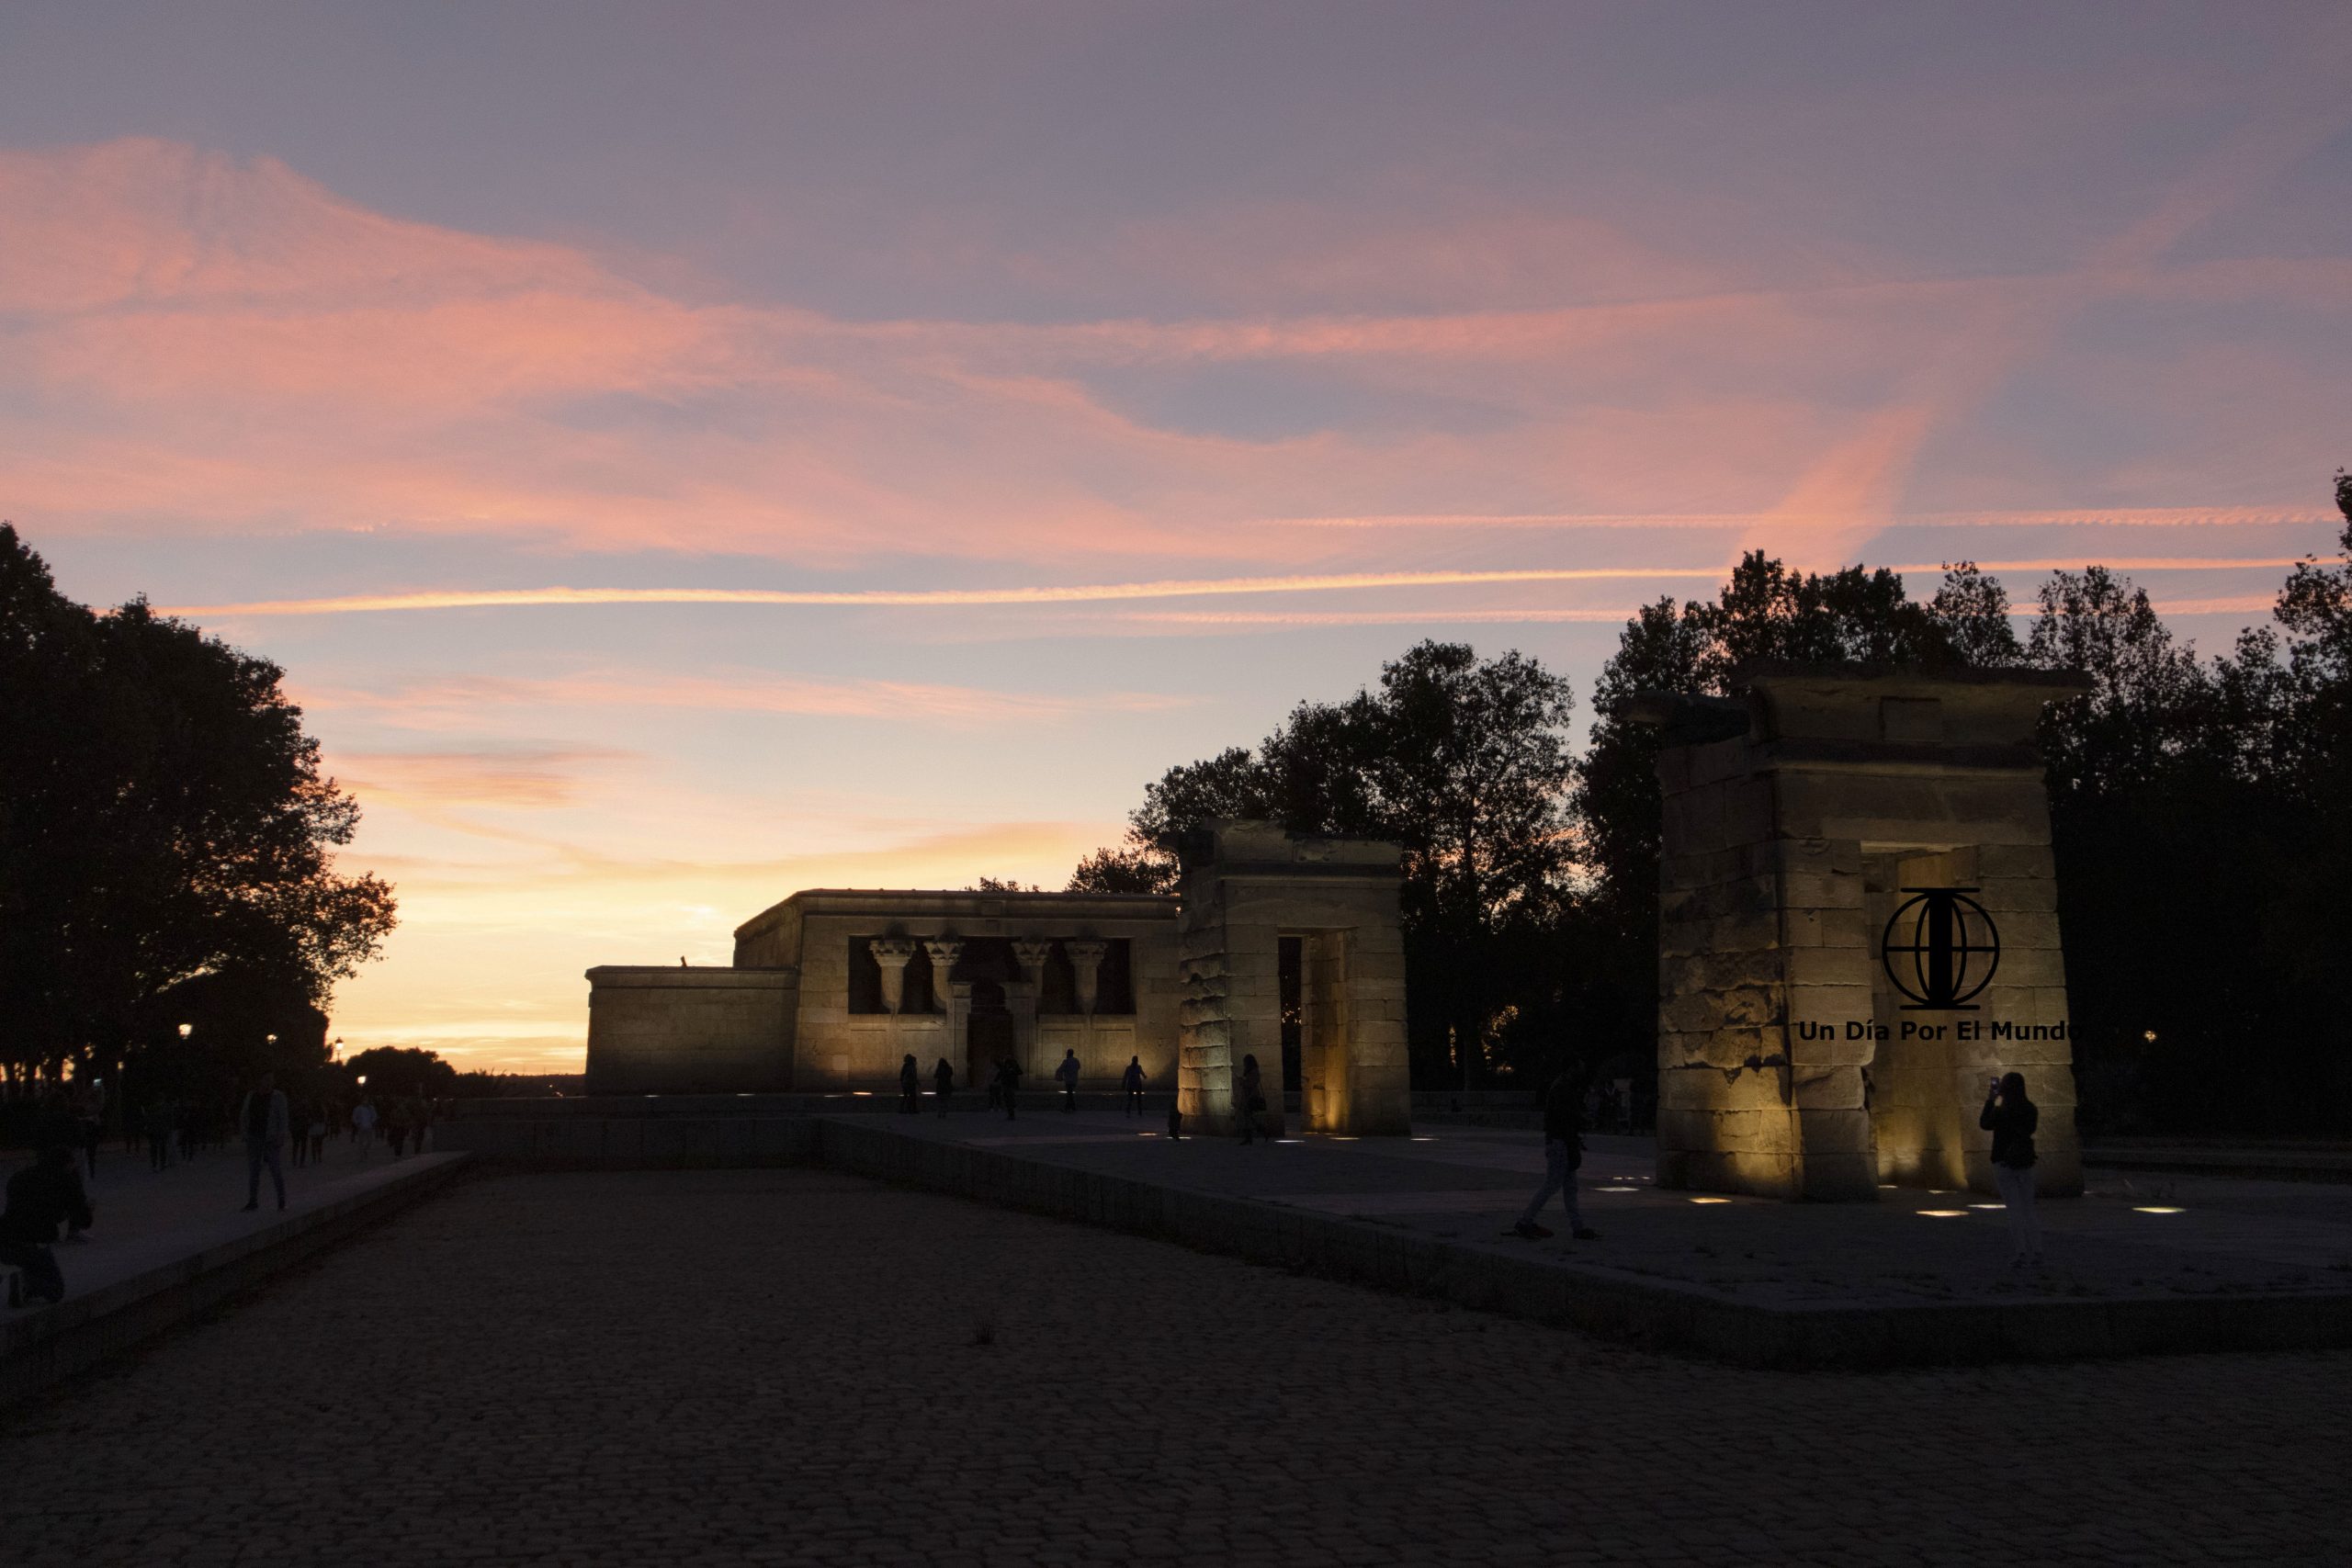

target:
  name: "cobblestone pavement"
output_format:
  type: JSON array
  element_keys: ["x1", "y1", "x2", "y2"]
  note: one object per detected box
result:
[{"x1": 4, "y1": 1168, "x2": 2345, "y2": 1567}]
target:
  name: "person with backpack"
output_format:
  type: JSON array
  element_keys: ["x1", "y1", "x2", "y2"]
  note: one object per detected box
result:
[
  {"x1": 1982, "y1": 1071, "x2": 2043, "y2": 1268},
  {"x1": 1512, "y1": 1068, "x2": 1597, "y2": 1242},
  {"x1": 2, "y1": 1145, "x2": 96, "y2": 1308}
]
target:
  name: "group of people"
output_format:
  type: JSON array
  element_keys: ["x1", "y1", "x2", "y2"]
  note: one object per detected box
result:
[{"x1": 896, "y1": 1052, "x2": 1157, "y2": 1121}]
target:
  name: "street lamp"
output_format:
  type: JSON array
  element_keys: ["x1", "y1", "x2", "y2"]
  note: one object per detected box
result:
[{"x1": 177, "y1": 1022, "x2": 192, "y2": 1039}]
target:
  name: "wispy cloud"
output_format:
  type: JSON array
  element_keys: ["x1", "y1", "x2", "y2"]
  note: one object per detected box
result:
[{"x1": 297, "y1": 670, "x2": 1192, "y2": 727}]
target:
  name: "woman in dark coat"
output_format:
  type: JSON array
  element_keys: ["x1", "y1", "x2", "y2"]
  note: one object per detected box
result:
[
  {"x1": 1980, "y1": 1071, "x2": 2042, "y2": 1267},
  {"x1": 899, "y1": 1054, "x2": 921, "y2": 1114}
]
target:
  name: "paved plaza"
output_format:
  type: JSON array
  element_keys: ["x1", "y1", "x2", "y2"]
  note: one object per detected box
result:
[
  {"x1": 880, "y1": 1109, "x2": 2352, "y2": 1310},
  {"x1": 4, "y1": 1166, "x2": 2347, "y2": 1567}
]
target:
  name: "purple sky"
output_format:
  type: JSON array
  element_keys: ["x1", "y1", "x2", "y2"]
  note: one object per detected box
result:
[{"x1": 3, "y1": 4, "x2": 2346, "y2": 1068}]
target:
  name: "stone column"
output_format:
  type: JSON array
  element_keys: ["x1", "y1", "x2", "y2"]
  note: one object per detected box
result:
[
  {"x1": 924, "y1": 938, "x2": 966, "y2": 1074},
  {"x1": 1064, "y1": 941, "x2": 1107, "y2": 1015},
  {"x1": 869, "y1": 939, "x2": 916, "y2": 1014},
  {"x1": 1008, "y1": 939, "x2": 1055, "y2": 1078}
]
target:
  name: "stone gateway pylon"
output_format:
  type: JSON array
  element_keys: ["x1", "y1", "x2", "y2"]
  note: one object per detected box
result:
[
  {"x1": 1633, "y1": 662, "x2": 2091, "y2": 1201},
  {"x1": 1174, "y1": 821, "x2": 1412, "y2": 1137}
]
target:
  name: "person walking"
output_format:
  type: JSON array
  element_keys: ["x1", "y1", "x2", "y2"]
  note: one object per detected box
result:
[
  {"x1": 238, "y1": 1073, "x2": 290, "y2": 1213},
  {"x1": 384, "y1": 1099, "x2": 411, "y2": 1159},
  {"x1": 2, "y1": 1145, "x2": 96, "y2": 1308},
  {"x1": 932, "y1": 1057, "x2": 954, "y2": 1118},
  {"x1": 899, "y1": 1054, "x2": 922, "y2": 1114},
  {"x1": 1982, "y1": 1071, "x2": 2043, "y2": 1268},
  {"x1": 1512, "y1": 1068, "x2": 1598, "y2": 1241},
  {"x1": 994, "y1": 1056, "x2": 1023, "y2": 1121},
  {"x1": 350, "y1": 1098, "x2": 378, "y2": 1159},
  {"x1": 1054, "y1": 1049, "x2": 1081, "y2": 1113},
  {"x1": 143, "y1": 1099, "x2": 175, "y2": 1172},
  {"x1": 288, "y1": 1102, "x2": 310, "y2": 1169},
  {"x1": 1236, "y1": 1055, "x2": 1265, "y2": 1145},
  {"x1": 1122, "y1": 1056, "x2": 1147, "y2": 1117},
  {"x1": 307, "y1": 1106, "x2": 329, "y2": 1166}
]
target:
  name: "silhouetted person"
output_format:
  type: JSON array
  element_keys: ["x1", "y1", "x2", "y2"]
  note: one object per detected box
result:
[
  {"x1": 1513, "y1": 1069, "x2": 1596, "y2": 1241},
  {"x1": 350, "y1": 1099, "x2": 378, "y2": 1158},
  {"x1": 1122, "y1": 1056, "x2": 1147, "y2": 1116},
  {"x1": 932, "y1": 1057, "x2": 954, "y2": 1117},
  {"x1": 899, "y1": 1054, "x2": 922, "y2": 1113},
  {"x1": 144, "y1": 1099, "x2": 175, "y2": 1172},
  {"x1": 1982, "y1": 1071, "x2": 2042, "y2": 1267},
  {"x1": 1237, "y1": 1055, "x2": 1265, "y2": 1145},
  {"x1": 1165, "y1": 1103, "x2": 1183, "y2": 1140},
  {"x1": 240, "y1": 1073, "x2": 289, "y2": 1213},
  {"x1": 1055, "y1": 1049, "x2": 1080, "y2": 1112},
  {"x1": 306, "y1": 1105, "x2": 329, "y2": 1165},
  {"x1": 994, "y1": 1057, "x2": 1023, "y2": 1121},
  {"x1": 2, "y1": 1145, "x2": 95, "y2": 1308}
]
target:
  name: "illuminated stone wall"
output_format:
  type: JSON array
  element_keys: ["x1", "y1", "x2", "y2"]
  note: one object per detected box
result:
[
  {"x1": 1638, "y1": 664, "x2": 2088, "y2": 1201},
  {"x1": 1175, "y1": 821, "x2": 1411, "y2": 1136}
]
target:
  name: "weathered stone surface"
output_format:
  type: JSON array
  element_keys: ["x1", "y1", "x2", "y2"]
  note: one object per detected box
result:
[{"x1": 1637, "y1": 664, "x2": 2088, "y2": 1201}]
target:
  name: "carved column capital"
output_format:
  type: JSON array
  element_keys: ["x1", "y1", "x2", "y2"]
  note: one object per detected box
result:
[
  {"x1": 868, "y1": 938, "x2": 917, "y2": 1013},
  {"x1": 1010, "y1": 939, "x2": 1054, "y2": 979},
  {"x1": 1064, "y1": 939, "x2": 1108, "y2": 1015},
  {"x1": 922, "y1": 938, "x2": 965, "y2": 973}
]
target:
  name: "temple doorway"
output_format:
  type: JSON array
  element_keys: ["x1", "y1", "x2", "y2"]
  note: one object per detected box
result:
[{"x1": 966, "y1": 980, "x2": 1013, "y2": 1085}]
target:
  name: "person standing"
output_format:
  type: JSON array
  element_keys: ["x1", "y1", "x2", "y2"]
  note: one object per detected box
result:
[
  {"x1": 899, "y1": 1054, "x2": 922, "y2": 1114},
  {"x1": 350, "y1": 1098, "x2": 378, "y2": 1159},
  {"x1": 1512, "y1": 1069, "x2": 1597, "y2": 1242},
  {"x1": 239, "y1": 1073, "x2": 290, "y2": 1213},
  {"x1": 1122, "y1": 1056, "x2": 1147, "y2": 1117},
  {"x1": 1982, "y1": 1071, "x2": 2043, "y2": 1268},
  {"x1": 1054, "y1": 1049, "x2": 1081, "y2": 1113},
  {"x1": 994, "y1": 1056, "x2": 1023, "y2": 1121},
  {"x1": 932, "y1": 1057, "x2": 954, "y2": 1118},
  {"x1": 307, "y1": 1106, "x2": 329, "y2": 1166},
  {"x1": 1236, "y1": 1055, "x2": 1265, "y2": 1145},
  {"x1": 143, "y1": 1099, "x2": 175, "y2": 1172},
  {"x1": 383, "y1": 1099, "x2": 410, "y2": 1159},
  {"x1": 288, "y1": 1102, "x2": 310, "y2": 1169},
  {"x1": 1, "y1": 1145, "x2": 96, "y2": 1308}
]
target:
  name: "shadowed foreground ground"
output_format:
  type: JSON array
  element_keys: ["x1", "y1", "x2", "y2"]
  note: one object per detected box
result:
[{"x1": 3, "y1": 1168, "x2": 2345, "y2": 1566}]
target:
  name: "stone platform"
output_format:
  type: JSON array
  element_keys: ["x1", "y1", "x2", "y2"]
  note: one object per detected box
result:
[
  {"x1": 446, "y1": 1099, "x2": 2352, "y2": 1367},
  {"x1": 1, "y1": 1144, "x2": 466, "y2": 1404}
]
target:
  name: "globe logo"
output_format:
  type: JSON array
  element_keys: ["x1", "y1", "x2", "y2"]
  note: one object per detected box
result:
[{"x1": 1880, "y1": 886, "x2": 2000, "y2": 1010}]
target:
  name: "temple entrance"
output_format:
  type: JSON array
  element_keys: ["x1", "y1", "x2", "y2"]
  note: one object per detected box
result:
[{"x1": 966, "y1": 980, "x2": 1013, "y2": 1085}]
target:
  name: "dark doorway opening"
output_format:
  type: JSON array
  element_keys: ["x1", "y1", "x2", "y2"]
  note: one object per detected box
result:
[
  {"x1": 1279, "y1": 936, "x2": 1304, "y2": 1096},
  {"x1": 966, "y1": 979, "x2": 1012, "y2": 1085}
]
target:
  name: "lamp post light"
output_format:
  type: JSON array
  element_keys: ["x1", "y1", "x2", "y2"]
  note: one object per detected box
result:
[{"x1": 177, "y1": 1022, "x2": 193, "y2": 1039}]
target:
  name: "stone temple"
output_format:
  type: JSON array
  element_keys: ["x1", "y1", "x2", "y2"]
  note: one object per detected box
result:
[
  {"x1": 584, "y1": 820, "x2": 1412, "y2": 1136},
  {"x1": 1634, "y1": 662, "x2": 2092, "y2": 1201}
]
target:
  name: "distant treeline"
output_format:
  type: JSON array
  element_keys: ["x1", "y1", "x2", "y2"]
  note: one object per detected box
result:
[{"x1": 1072, "y1": 473, "x2": 2352, "y2": 1135}]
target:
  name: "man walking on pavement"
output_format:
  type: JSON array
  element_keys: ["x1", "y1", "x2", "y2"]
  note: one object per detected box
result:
[
  {"x1": 239, "y1": 1072, "x2": 290, "y2": 1213},
  {"x1": 1055, "y1": 1048, "x2": 1081, "y2": 1112},
  {"x1": 1512, "y1": 1066, "x2": 1597, "y2": 1242}
]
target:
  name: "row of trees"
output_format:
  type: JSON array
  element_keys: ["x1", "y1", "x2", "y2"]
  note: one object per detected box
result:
[
  {"x1": 1070, "y1": 473, "x2": 2352, "y2": 1134},
  {"x1": 0, "y1": 524, "x2": 398, "y2": 1119}
]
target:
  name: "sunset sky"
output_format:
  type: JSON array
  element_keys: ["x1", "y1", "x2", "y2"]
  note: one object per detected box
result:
[{"x1": 4, "y1": 5, "x2": 2347, "y2": 1071}]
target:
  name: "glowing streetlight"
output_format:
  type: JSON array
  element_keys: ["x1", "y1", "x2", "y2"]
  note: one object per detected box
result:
[
  {"x1": 356, "y1": 1075, "x2": 368, "y2": 1088},
  {"x1": 266, "y1": 1033, "x2": 277, "y2": 1045},
  {"x1": 176, "y1": 1022, "x2": 193, "y2": 1039}
]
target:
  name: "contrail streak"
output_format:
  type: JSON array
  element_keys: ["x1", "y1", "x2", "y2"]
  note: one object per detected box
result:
[{"x1": 160, "y1": 558, "x2": 2304, "y2": 619}]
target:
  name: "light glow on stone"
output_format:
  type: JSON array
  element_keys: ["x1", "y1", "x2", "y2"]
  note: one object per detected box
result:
[
  {"x1": 1600, "y1": 1186, "x2": 1637, "y2": 1192},
  {"x1": 1919, "y1": 1209, "x2": 1969, "y2": 1217},
  {"x1": 2133, "y1": 1205, "x2": 2186, "y2": 1213},
  {"x1": 1690, "y1": 1197, "x2": 1731, "y2": 1204}
]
